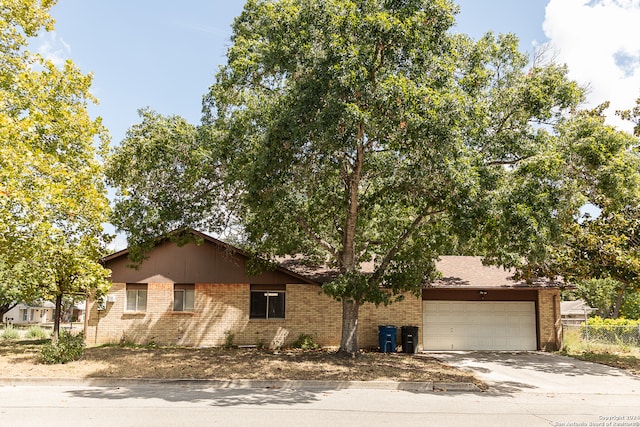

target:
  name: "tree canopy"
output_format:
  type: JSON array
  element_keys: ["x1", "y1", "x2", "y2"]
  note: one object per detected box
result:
[
  {"x1": 107, "y1": 0, "x2": 640, "y2": 354},
  {"x1": 0, "y1": 0, "x2": 111, "y2": 339},
  {"x1": 201, "y1": 0, "x2": 584, "y2": 354}
]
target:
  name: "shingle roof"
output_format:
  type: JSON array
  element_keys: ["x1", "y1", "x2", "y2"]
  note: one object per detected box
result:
[{"x1": 281, "y1": 255, "x2": 561, "y2": 288}]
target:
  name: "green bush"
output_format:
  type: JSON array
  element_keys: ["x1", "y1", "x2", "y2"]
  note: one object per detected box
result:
[
  {"x1": 1, "y1": 325, "x2": 20, "y2": 340},
  {"x1": 222, "y1": 330, "x2": 236, "y2": 349},
  {"x1": 582, "y1": 317, "x2": 640, "y2": 346},
  {"x1": 291, "y1": 333, "x2": 319, "y2": 350},
  {"x1": 26, "y1": 326, "x2": 48, "y2": 339},
  {"x1": 39, "y1": 330, "x2": 85, "y2": 364}
]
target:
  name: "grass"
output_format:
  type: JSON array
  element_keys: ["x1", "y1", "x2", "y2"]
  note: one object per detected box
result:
[
  {"x1": 560, "y1": 328, "x2": 640, "y2": 376},
  {"x1": 1, "y1": 326, "x2": 20, "y2": 340},
  {"x1": 0, "y1": 338, "x2": 485, "y2": 387}
]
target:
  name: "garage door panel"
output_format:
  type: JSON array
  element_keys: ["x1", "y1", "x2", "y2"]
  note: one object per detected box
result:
[{"x1": 423, "y1": 301, "x2": 536, "y2": 351}]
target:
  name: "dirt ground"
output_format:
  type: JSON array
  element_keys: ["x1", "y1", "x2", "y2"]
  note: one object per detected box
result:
[{"x1": 0, "y1": 339, "x2": 483, "y2": 387}]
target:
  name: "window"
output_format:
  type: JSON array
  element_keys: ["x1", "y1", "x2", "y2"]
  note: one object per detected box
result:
[
  {"x1": 250, "y1": 284, "x2": 285, "y2": 319},
  {"x1": 126, "y1": 284, "x2": 148, "y2": 311},
  {"x1": 173, "y1": 284, "x2": 194, "y2": 312}
]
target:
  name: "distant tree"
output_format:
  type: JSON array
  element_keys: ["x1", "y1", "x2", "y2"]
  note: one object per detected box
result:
[
  {"x1": 502, "y1": 104, "x2": 640, "y2": 318},
  {"x1": 104, "y1": 108, "x2": 227, "y2": 263},
  {"x1": 574, "y1": 278, "x2": 640, "y2": 320},
  {"x1": 0, "y1": 0, "x2": 111, "y2": 342}
]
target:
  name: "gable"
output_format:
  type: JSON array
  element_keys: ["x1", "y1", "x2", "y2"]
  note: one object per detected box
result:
[{"x1": 105, "y1": 238, "x2": 313, "y2": 285}]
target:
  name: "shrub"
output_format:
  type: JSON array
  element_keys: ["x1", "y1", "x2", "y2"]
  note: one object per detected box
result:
[
  {"x1": 291, "y1": 333, "x2": 319, "y2": 350},
  {"x1": 39, "y1": 330, "x2": 86, "y2": 364},
  {"x1": 222, "y1": 330, "x2": 236, "y2": 349},
  {"x1": 1, "y1": 325, "x2": 20, "y2": 340},
  {"x1": 26, "y1": 326, "x2": 49, "y2": 339},
  {"x1": 582, "y1": 317, "x2": 640, "y2": 346}
]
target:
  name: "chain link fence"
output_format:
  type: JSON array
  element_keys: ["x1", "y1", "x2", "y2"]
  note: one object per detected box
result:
[{"x1": 563, "y1": 323, "x2": 640, "y2": 347}]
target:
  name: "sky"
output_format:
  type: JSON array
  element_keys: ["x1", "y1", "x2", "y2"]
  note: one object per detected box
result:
[{"x1": 35, "y1": 0, "x2": 640, "y2": 249}]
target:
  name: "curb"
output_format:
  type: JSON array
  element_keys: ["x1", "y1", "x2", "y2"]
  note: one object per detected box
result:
[{"x1": 0, "y1": 377, "x2": 480, "y2": 392}]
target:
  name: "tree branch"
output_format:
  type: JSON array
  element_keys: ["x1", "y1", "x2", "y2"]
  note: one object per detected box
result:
[
  {"x1": 297, "y1": 217, "x2": 338, "y2": 258},
  {"x1": 368, "y1": 208, "x2": 446, "y2": 285}
]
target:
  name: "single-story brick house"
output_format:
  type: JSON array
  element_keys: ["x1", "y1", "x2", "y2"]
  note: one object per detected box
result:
[{"x1": 86, "y1": 230, "x2": 561, "y2": 351}]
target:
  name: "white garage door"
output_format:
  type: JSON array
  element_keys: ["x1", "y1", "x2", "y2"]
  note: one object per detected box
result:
[{"x1": 422, "y1": 301, "x2": 537, "y2": 351}]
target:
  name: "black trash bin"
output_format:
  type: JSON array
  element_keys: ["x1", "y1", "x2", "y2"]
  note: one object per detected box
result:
[
  {"x1": 401, "y1": 325, "x2": 419, "y2": 354},
  {"x1": 378, "y1": 325, "x2": 397, "y2": 353}
]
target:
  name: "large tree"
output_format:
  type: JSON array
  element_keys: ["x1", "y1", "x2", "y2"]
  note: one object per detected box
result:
[
  {"x1": 200, "y1": 0, "x2": 582, "y2": 355},
  {"x1": 0, "y1": 0, "x2": 111, "y2": 340},
  {"x1": 106, "y1": 0, "x2": 585, "y2": 355}
]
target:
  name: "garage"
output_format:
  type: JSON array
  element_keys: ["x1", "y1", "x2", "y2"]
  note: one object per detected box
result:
[{"x1": 422, "y1": 300, "x2": 537, "y2": 351}]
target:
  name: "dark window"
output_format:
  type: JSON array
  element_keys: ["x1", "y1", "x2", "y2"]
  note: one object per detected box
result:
[
  {"x1": 173, "y1": 284, "x2": 195, "y2": 312},
  {"x1": 126, "y1": 284, "x2": 148, "y2": 312},
  {"x1": 250, "y1": 285, "x2": 285, "y2": 319}
]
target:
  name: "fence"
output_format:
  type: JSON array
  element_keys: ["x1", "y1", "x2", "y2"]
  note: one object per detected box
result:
[{"x1": 563, "y1": 323, "x2": 640, "y2": 347}]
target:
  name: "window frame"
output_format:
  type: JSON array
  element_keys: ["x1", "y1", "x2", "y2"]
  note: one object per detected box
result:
[
  {"x1": 125, "y1": 283, "x2": 148, "y2": 312},
  {"x1": 173, "y1": 284, "x2": 195, "y2": 312},
  {"x1": 249, "y1": 284, "x2": 286, "y2": 320}
]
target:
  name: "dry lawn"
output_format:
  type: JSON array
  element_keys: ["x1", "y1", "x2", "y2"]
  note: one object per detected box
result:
[{"x1": 0, "y1": 339, "x2": 483, "y2": 387}]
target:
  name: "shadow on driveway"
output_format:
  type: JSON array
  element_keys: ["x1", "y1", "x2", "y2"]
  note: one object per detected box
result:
[{"x1": 431, "y1": 351, "x2": 640, "y2": 396}]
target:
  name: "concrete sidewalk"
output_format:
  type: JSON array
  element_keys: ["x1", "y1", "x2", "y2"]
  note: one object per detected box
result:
[{"x1": 0, "y1": 376, "x2": 480, "y2": 392}]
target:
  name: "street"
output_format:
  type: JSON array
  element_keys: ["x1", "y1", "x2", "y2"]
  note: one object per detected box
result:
[{"x1": 0, "y1": 382, "x2": 638, "y2": 427}]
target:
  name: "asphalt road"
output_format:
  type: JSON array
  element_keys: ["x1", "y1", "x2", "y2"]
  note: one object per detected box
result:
[
  {"x1": 1, "y1": 352, "x2": 638, "y2": 427},
  {"x1": 0, "y1": 381, "x2": 638, "y2": 427}
]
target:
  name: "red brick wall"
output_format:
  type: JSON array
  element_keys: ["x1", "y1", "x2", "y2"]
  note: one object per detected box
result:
[{"x1": 86, "y1": 282, "x2": 422, "y2": 349}]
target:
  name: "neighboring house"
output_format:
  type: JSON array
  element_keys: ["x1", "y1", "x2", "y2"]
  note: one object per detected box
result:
[
  {"x1": 561, "y1": 300, "x2": 596, "y2": 326},
  {"x1": 2, "y1": 301, "x2": 55, "y2": 325},
  {"x1": 87, "y1": 230, "x2": 562, "y2": 351}
]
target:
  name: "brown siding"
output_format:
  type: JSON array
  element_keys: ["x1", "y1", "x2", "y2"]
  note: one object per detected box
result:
[
  {"x1": 423, "y1": 288, "x2": 538, "y2": 301},
  {"x1": 106, "y1": 240, "x2": 303, "y2": 285},
  {"x1": 86, "y1": 282, "x2": 422, "y2": 349}
]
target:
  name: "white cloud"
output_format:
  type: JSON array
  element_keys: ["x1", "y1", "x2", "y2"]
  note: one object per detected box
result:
[
  {"x1": 543, "y1": 0, "x2": 640, "y2": 131},
  {"x1": 35, "y1": 31, "x2": 72, "y2": 67}
]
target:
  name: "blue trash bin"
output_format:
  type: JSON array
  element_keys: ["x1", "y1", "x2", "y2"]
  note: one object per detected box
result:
[{"x1": 378, "y1": 325, "x2": 397, "y2": 353}]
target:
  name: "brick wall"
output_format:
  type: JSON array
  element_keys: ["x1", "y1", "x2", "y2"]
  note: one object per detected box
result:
[
  {"x1": 537, "y1": 288, "x2": 561, "y2": 351},
  {"x1": 86, "y1": 282, "x2": 422, "y2": 349}
]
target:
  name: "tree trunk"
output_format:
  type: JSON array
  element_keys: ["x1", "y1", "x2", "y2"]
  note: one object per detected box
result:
[
  {"x1": 52, "y1": 293, "x2": 62, "y2": 344},
  {"x1": 612, "y1": 282, "x2": 628, "y2": 318},
  {"x1": 0, "y1": 302, "x2": 18, "y2": 324},
  {"x1": 338, "y1": 299, "x2": 360, "y2": 357}
]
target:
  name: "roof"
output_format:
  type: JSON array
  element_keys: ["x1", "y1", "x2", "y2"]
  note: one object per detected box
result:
[
  {"x1": 561, "y1": 300, "x2": 596, "y2": 316},
  {"x1": 282, "y1": 255, "x2": 562, "y2": 289},
  {"x1": 428, "y1": 256, "x2": 561, "y2": 289}
]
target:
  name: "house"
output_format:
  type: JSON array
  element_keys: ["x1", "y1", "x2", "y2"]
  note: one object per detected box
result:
[
  {"x1": 2, "y1": 301, "x2": 55, "y2": 325},
  {"x1": 86, "y1": 230, "x2": 562, "y2": 351},
  {"x1": 561, "y1": 300, "x2": 596, "y2": 326}
]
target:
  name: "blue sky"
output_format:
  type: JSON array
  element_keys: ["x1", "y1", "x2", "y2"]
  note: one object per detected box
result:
[
  {"x1": 42, "y1": 0, "x2": 640, "y2": 143},
  {"x1": 37, "y1": 0, "x2": 640, "y2": 248},
  {"x1": 44, "y1": 0, "x2": 555, "y2": 145}
]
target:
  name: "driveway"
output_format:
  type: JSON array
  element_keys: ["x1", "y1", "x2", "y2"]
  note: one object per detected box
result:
[{"x1": 432, "y1": 351, "x2": 640, "y2": 395}]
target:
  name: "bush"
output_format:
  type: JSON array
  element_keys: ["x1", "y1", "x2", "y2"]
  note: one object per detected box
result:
[
  {"x1": 222, "y1": 330, "x2": 236, "y2": 349},
  {"x1": 39, "y1": 330, "x2": 85, "y2": 364},
  {"x1": 26, "y1": 326, "x2": 48, "y2": 339},
  {"x1": 291, "y1": 333, "x2": 319, "y2": 350},
  {"x1": 1, "y1": 325, "x2": 20, "y2": 340},
  {"x1": 582, "y1": 317, "x2": 640, "y2": 346}
]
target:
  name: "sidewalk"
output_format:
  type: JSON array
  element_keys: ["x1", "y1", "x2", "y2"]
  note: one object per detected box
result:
[{"x1": 0, "y1": 376, "x2": 480, "y2": 392}]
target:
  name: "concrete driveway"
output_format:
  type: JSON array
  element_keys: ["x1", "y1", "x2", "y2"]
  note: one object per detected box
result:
[{"x1": 432, "y1": 351, "x2": 640, "y2": 394}]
